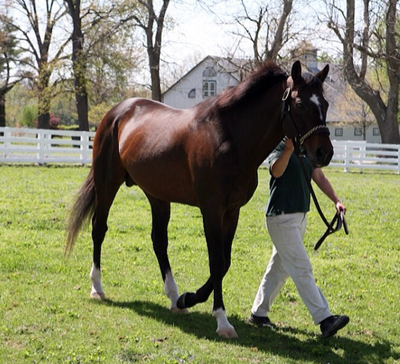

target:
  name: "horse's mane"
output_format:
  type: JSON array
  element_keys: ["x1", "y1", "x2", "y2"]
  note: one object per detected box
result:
[{"x1": 195, "y1": 62, "x2": 288, "y2": 121}]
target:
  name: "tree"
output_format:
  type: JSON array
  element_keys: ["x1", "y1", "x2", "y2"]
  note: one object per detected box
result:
[
  {"x1": 337, "y1": 85, "x2": 374, "y2": 141},
  {"x1": 327, "y1": 0, "x2": 400, "y2": 144},
  {"x1": 233, "y1": 0, "x2": 293, "y2": 65},
  {"x1": 64, "y1": 0, "x2": 89, "y2": 131},
  {"x1": 8, "y1": 0, "x2": 68, "y2": 129},
  {"x1": 122, "y1": 0, "x2": 171, "y2": 101}
]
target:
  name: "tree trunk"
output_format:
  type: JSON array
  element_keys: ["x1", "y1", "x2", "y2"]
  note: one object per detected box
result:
[
  {"x1": 145, "y1": 0, "x2": 170, "y2": 102},
  {"x1": 149, "y1": 52, "x2": 162, "y2": 101},
  {"x1": 340, "y1": 0, "x2": 400, "y2": 144},
  {"x1": 266, "y1": 0, "x2": 293, "y2": 62},
  {"x1": 0, "y1": 92, "x2": 6, "y2": 128},
  {"x1": 38, "y1": 112, "x2": 50, "y2": 129},
  {"x1": 37, "y1": 68, "x2": 51, "y2": 129},
  {"x1": 66, "y1": 0, "x2": 89, "y2": 131}
]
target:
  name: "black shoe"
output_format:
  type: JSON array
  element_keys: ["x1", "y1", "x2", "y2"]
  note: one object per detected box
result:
[
  {"x1": 320, "y1": 315, "x2": 349, "y2": 338},
  {"x1": 249, "y1": 314, "x2": 276, "y2": 329}
]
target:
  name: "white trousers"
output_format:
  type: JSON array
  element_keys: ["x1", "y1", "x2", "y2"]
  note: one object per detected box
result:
[{"x1": 251, "y1": 213, "x2": 332, "y2": 324}]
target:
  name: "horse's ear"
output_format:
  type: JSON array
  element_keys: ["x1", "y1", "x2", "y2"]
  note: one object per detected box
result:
[
  {"x1": 291, "y1": 60, "x2": 302, "y2": 85},
  {"x1": 316, "y1": 65, "x2": 329, "y2": 83}
]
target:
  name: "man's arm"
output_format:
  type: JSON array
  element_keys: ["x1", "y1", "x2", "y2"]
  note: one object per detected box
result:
[{"x1": 312, "y1": 168, "x2": 346, "y2": 213}]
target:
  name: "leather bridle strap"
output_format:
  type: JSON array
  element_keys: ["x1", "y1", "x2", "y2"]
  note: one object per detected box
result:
[{"x1": 281, "y1": 87, "x2": 330, "y2": 151}]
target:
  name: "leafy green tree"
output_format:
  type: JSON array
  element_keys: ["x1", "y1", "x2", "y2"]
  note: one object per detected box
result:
[{"x1": 19, "y1": 104, "x2": 38, "y2": 127}]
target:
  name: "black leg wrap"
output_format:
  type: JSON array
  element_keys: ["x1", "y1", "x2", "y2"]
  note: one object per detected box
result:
[{"x1": 177, "y1": 292, "x2": 196, "y2": 309}]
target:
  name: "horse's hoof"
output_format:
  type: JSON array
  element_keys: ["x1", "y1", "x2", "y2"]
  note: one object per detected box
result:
[
  {"x1": 90, "y1": 291, "x2": 105, "y2": 301},
  {"x1": 216, "y1": 327, "x2": 239, "y2": 339},
  {"x1": 171, "y1": 306, "x2": 189, "y2": 314}
]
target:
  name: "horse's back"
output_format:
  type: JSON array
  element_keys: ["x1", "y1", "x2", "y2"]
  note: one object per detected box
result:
[{"x1": 105, "y1": 98, "x2": 199, "y2": 204}]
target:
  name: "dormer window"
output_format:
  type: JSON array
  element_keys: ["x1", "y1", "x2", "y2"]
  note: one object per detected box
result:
[{"x1": 202, "y1": 66, "x2": 217, "y2": 98}]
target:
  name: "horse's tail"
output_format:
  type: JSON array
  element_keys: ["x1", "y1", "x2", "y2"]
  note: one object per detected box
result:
[{"x1": 65, "y1": 169, "x2": 95, "y2": 256}]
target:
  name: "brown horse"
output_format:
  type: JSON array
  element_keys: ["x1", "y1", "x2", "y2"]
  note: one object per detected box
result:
[{"x1": 66, "y1": 61, "x2": 333, "y2": 338}]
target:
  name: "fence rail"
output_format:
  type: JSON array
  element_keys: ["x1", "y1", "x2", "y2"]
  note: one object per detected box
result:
[
  {"x1": 0, "y1": 127, "x2": 94, "y2": 165},
  {"x1": 330, "y1": 140, "x2": 400, "y2": 173},
  {"x1": 1, "y1": 127, "x2": 400, "y2": 172}
]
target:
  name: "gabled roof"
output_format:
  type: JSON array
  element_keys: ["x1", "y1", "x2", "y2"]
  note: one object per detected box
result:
[{"x1": 162, "y1": 56, "x2": 254, "y2": 96}]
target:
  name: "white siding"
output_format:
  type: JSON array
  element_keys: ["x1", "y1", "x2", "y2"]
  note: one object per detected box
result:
[
  {"x1": 328, "y1": 124, "x2": 383, "y2": 143},
  {"x1": 163, "y1": 57, "x2": 240, "y2": 109}
]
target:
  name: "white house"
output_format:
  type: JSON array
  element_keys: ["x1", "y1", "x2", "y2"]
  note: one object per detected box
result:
[
  {"x1": 162, "y1": 54, "x2": 385, "y2": 143},
  {"x1": 162, "y1": 56, "x2": 252, "y2": 109}
]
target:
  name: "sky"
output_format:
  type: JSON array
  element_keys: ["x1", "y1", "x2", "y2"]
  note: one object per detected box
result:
[{"x1": 162, "y1": 0, "x2": 341, "y2": 67}]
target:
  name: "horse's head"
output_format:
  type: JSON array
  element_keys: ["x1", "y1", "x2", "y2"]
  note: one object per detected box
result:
[{"x1": 283, "y1": 60, "x2": 333, "y2": 167}]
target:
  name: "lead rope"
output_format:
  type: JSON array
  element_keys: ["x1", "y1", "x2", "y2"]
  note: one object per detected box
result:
[{"x1": 295, "y1": 150, "x2": 349, "y2": 251}]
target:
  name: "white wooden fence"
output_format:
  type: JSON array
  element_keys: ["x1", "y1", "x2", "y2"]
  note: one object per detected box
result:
[
  {"x1": 330, "y1": 140, "x2": 400, "y2": 173},
  {"x1": 1, "y1": 127, "x2": 400, "y2": 172},
  {"x1": 0, "y1": 127, "x2": 94, "y2": 165}
]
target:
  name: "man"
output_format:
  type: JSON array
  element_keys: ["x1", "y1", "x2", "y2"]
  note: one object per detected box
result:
[{"x1": 250, "y1": 138, "x2": 349, "y2": 338}]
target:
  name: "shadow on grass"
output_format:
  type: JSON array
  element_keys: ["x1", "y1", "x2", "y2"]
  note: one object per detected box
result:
[{"x1": 103, "y1": 299, "x2": 399, "y2": 364}]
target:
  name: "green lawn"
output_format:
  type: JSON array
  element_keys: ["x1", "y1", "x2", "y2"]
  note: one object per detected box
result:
[{"x1": 0, "y1": 165, "x2": 399, "y2": 363}]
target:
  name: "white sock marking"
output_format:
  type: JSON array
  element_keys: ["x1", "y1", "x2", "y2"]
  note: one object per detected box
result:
[
  {"x1": 212, "y1": 308, "x2": 238, "y2": 338},
  {"x1": 164, "y1": 271, "x2": 179, "y2": 309},
  {"x1": 90, "y1": 264, "x2": 104, "y2": 298}
]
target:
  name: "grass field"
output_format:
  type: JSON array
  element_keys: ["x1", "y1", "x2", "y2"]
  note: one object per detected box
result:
[{"x1": 0, "y1": 165, "x2": 399, "y2": 364}]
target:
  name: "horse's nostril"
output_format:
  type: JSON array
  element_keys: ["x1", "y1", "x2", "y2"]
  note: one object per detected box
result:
[{"x1": 316, "y1": 147, "x2": 333, "y2": 165}]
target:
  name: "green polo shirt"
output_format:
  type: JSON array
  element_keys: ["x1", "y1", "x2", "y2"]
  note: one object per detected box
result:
[{"x1": 266, "y1": 141, "x2": 314, "y2": 216}]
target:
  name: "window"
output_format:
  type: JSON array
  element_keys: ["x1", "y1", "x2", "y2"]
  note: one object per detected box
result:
[
  {"x1": 373, "y1": 127, "x2": 380, "y2": 136},
  {"x1": 203, "y1": 67, "x2": 217, "y2": 77},
  {"x1": 188, "y1": 89, "x2": 196, "y2": 99},
  {"x1": 354, "y1": 127, "x2": 362, "y2": 136},
  {"x1": 335, "y1": 128, "x2": 343, "y2": 137},
  {"x1": 203, "y1": 80, "x2": 216, "y2": 98}
]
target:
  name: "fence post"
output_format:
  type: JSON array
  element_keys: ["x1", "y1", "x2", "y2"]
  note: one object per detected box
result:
[
  {"x1": 80, "y1": 132, "x2": 89, "y2": 165},
  {"x1": 4, "y1": 129, "x2": 10, "y2": 159},
  {"x1": 344, "y1": 143, "x2": 349, "y2": 172},
  {"x1": 37, "y1": 130, "x2": 44, "y2": 165},
  {"x1": 360, "y1": 143, "x2": 365, "y2": 172}
]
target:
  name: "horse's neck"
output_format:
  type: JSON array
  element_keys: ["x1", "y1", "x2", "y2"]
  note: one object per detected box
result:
[{"x1": 226, "y1": 94, "x2": 284, "y2": 169}]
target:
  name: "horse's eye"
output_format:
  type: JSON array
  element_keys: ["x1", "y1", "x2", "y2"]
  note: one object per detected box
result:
[{"x1": 295, "y1": 102, "x2": 305, "y2": 111}]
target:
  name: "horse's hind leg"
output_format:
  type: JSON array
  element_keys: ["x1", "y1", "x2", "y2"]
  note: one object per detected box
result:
[
  {"x1": 90, "y1": 182, "x2": 122, "y2": 300},
  {"x1": 147, "y1": 195, "x2": 187, "y2": 313}
]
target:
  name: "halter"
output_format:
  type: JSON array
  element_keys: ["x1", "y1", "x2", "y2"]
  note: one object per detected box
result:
[
  {"x1": 281, "y1": 87, "x2": 330, "y2": 151},
  {"x1": 281, "y1": 87, "x2": 349, "y2": 250}
]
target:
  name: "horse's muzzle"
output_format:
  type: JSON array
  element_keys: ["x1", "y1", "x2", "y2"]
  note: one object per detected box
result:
[{"x1": 315, "y1": 146, "x2": 333, "y2": 167}]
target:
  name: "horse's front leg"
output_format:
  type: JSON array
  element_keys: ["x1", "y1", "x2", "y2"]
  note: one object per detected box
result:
[{"x1": 176, "y1": 205, "x2": 239, "y2": 338}]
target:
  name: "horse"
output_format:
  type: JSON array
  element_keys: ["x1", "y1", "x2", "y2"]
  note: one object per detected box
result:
[{"x1": 66, "y1": 60, "x2": 333, "y2": 339}]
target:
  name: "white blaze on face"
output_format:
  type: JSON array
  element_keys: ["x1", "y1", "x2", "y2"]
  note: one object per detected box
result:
[{"x1": 310, "y1": 94, "x2": 323, "y2": 121}]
